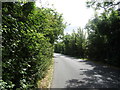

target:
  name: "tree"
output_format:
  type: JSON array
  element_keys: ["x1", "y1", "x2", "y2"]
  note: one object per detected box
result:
[
  {"x1": 54, "y1": 28, "x2": 87, "y2": 58},
  {"x1": 85, "y1": 1, "x2": 120, "y2": 66}
]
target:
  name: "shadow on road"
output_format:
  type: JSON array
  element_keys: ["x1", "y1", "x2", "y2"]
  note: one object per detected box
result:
[{"x1": 66, "y1": 60, "x2": 120, "y2": 88}]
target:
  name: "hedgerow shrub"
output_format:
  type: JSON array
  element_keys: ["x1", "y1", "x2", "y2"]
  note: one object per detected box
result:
[{"x1": 1, "y1": 2, "x2": 65, "y2": 89}]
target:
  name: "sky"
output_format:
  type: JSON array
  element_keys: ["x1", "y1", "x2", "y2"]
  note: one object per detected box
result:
[{"x1": 35, "y1": 0, "x2": 95, "y2": 34}]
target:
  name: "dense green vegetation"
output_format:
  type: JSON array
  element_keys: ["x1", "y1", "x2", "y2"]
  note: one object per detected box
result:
[
  {"x1": 54, "y1": 1, "x2": 120, "y2": 67},
  {"x1": 1, "y1": 2, "x2": 65, "y2": 89},
  {"x1": 1, "y1": 0, "x2": 120, "y2": 89},
  {"x1": 86, "y1": 10, "x2": 120, "y2": 66},
  {"x1": 55, "y1": 28, "x2": 86, "y2": 58}
]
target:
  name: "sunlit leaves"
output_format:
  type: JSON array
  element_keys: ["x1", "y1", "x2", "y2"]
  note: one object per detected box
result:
[
  {"x1": 54, "y1": 28, "x2": 86, "y2": 58},
  {"x1": 2, "y1": 2, "x2": 65, "y2": 89}
]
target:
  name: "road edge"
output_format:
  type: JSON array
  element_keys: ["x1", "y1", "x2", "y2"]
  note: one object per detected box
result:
[{"x1": 37, "y1": 58, "x2": 54, "y2": 88}]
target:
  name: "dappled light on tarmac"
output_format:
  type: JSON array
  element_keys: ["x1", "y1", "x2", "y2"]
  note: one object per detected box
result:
[{"x1": 52, "y1": 53, "x2": 120, "y2": 88}]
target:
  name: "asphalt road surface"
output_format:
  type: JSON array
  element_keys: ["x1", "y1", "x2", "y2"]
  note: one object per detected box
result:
[{"x1": 51, "y1": 53, "x2": 120, "y2": 88}]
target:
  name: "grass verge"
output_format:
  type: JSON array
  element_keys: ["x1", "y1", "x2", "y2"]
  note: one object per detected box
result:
[{"x1": 37, "y1": 58, "x2": 54, "y2": 88}]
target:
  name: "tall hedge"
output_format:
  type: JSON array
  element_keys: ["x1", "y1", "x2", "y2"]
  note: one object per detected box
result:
[{"x1": 1, "y1": 2, "x2": 65, "y2": 89}]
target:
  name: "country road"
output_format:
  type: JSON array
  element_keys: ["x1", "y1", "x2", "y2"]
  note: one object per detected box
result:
[{"x1": 51, "y1": 53, "x2": 120, "y2": 88}]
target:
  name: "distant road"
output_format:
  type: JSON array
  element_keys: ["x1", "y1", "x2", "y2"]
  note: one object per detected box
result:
[{"x1": 51, "y1": 53, "x2": 120, "y2": 88}]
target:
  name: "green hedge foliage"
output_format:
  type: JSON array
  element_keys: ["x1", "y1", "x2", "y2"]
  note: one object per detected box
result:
[{"x1": 1, "y1": 2, "x2": 65, "y2": 89}]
